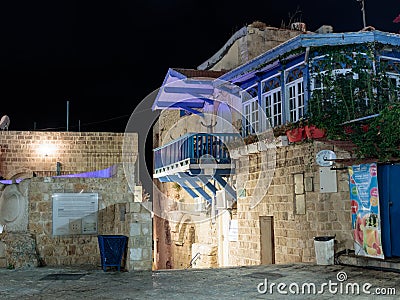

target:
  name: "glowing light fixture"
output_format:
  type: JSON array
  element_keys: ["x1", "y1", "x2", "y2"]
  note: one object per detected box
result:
[{"x1": 38, "y1": 144, "x2": 57, "y2": 157}]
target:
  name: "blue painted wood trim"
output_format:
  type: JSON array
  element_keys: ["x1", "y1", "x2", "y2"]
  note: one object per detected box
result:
[
  {"x1": 184, "y1": 177, "x2": 212, "y2": 202},
  {"x1": 257, "y1": 80, "x2": 262, "y2": 125},
  {"x1": 284, "y1": 54, "x2": 305, "y2": 69},
  {"x1": 164, "y1": 86, "x2": 214, "y2": 94},
  {"x1": 220, "y1": 31, "x2": 400, "y2": 83},
  {"x1": 198, "y1": 176, "x2": 218, "y2": 195},
  {"x1": 152, "y1": 68, "x2": 187, "y2": 110},
  {"x1": 257, "y1": 64, "x2": 283, "y2": 82},
  {"x1": 180, "y1": 184, "x2": 200, "y2": 199},
  {"x1": 303, "y1": 63, "x2": 310, "y2": 114},
  {"x1": 154, "y1": 101, "x2": 205, "y2": 109},
  {"x1": 239, "y1": 79, "x2": 259, "y2": 90},
  {"x1": 379, "y1": 51, "x2": 400, "y2": 60},
  {"x1": 280, "y1": 69, "x2": 287, "y2": 124},
  {"x1": 157, "y1": 176, "x2": 173, "y2": 183},
  {"x1": 212, "y1": 174, "x2": 236, "y2": 199}
]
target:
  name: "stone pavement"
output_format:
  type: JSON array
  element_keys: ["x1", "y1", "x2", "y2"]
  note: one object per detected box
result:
[{"x1": 0, "y1": 263, "x2": 398, "y2": 299}]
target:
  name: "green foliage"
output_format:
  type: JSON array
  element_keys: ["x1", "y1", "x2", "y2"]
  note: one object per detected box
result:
[
  {"x1": 307, "y1": 43, "x2": 400, "y2": 161},
  {"x1": 350, "y1": 103, "x2": 400, "y2": 161},
  {"x1": 243, "y1": 134, "x2": 259, "y2": 144}
]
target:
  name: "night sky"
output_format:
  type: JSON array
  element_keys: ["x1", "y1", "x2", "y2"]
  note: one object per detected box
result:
[{"x1": 0, "y1": 0, "x2": 399, "y2": 132}]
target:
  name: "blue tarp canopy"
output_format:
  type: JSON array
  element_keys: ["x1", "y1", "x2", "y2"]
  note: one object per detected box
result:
[{"x1": 152, "y1": 68, "x2": 224, "y2": 115}]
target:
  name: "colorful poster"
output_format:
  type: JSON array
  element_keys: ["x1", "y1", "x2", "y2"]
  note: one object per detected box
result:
[{"x1": 349, "y1": 163, "x2": 384, "y2": 259}]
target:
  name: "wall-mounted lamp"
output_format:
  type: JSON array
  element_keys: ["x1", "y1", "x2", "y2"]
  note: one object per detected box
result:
[{"x1": 38, "y1": 144, "x2": 57, "y2": 157}]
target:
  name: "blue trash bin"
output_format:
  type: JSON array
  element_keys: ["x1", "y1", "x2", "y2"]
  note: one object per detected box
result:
[{"x1": 98, "y1": 235, "x2": 127, "y2": 272}]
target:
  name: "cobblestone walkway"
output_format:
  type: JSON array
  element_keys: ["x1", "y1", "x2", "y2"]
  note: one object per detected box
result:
[{"x1": 0, "y1": 263, "x2": 398, "y2": 299}]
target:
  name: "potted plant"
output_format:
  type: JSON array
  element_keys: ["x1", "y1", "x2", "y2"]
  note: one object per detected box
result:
[
  {"x1": 286, "y1": 127, "x2": 304, "y2": 142},
  {"x1": 284, "y1": 118, "x2": 307, "y2": 143},
  {"x1": 304, "y1": 124, "x2": 326, "y2": 139}
]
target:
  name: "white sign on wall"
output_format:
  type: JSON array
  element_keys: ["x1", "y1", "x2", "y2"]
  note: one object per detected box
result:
[
  {"x1": 52, "y1": 193, "x2": 99, "y2": 236},
  {"x1": 228, "y1": 219, "x2": 238, "y2": 242}
]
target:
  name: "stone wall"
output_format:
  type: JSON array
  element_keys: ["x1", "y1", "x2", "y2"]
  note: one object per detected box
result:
[
  {"x1": 0, "y1": 130, "x2": 152, "y2": 271},
  {"x1": 0, "y1": 131, "x2": 137, "y2": 179},
  {"x1": 233, "y1": 140, "x2": 353, "y2": 265},
  {"x1": 152, "y1": 85, "x2": 354, "y2": 268},
  {"x1": 171, "y1": 221, "x2": 196, "y2": 269},
  {"x1": 152, "y1": 133, "x2": 354, "y2": 269},
  {"x1": 210, "y1": 25, "x2": 305, "y2": 72},
  {"x1": 0, "y1": 165, "x2": 152, "y2": 271},
  {"x1": 28, "y1": 168, "x2": 151, "y2": 271}
]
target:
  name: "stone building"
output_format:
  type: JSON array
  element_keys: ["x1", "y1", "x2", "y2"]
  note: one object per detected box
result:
[
  {"x1": 0, "y1": 131, "x2": 152, "y2": 271},
  {"x1": 152, "y1": 22, "x2": 400, "y2": 270}
]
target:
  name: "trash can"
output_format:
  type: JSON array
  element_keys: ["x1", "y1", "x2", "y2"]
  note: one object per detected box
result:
[
  {"x1": 313, "y1": 236, "x2": 335, "y2": 265},
  {"x1": 98, "y1": 235, "x2": 128, "y2": 272}
]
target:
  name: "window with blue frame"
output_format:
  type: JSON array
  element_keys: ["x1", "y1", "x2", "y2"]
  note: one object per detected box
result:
[
  {"x1": 379, "y1": 57, "x2": 400, "y2": 102},
  {"x1": 242, "y1": 84, "x2": 259, "y2": 135},
  {"x1": 261, "y1": 75, "x2": 282, "y2": 128},
  {"x1": 285, "y1": 64, "x2": 305, "y2": 122}
]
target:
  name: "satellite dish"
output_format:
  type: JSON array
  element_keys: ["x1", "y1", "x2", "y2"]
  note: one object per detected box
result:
[{"x1": 0, "y1": 115, "x2": 10, "y2": 130}]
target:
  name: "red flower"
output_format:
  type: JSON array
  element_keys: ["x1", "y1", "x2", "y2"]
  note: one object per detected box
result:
[
  {"x1": 344, "y1": 125, "x2": 354, "y2": 134},
  {"x1": 361, "y1": 124, "x2": 369, "y2": 132},
  {"x1": 394, "y1": 14, "x2": 400, "y2": 23}
]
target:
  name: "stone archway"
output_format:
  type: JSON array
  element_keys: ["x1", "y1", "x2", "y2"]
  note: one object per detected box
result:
[
  {"x1": 0, "y1": 180, "x2": 38, "y2": 269},
  {"x1": 172, "y1": 214, "x2": 196, "y2": 269},
  {"x1": 6, "y1": 168, "x2": 34, "y2": 181},
  {"x1": 0, "y1": 182, "x2": 29, "y2": 231}
]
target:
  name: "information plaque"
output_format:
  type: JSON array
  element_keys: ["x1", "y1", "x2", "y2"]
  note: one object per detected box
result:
[{"x1": 52, "y1": 193, "x2": 99, "y2": 236}]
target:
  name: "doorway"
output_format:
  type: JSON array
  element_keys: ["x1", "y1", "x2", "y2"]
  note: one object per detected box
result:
[{"x1": 259, "y1": 216, "x2": 275, "y2": 264}]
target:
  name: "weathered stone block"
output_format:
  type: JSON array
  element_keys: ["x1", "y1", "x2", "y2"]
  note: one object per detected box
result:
[
  {"x1": 294, "y1": 173, "x2": 304, "y2": 194},
  {"x1": 304, "y1": 177, "x2": 313, "y2": 192},
  {"x1": 130, "y1": 223, "x2": 141, "y2": 236},
  {"x1": 130, "y1": 248, "x2": 142, "y2": 261},
  {"x1": 0, "y1": 241, "x2": 5, "y2": 257},
  {"x1": 295, "y1": 194, "x2": 306, "y2": 215}
]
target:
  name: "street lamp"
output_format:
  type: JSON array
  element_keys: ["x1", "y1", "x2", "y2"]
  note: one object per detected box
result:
[{"x1": 356, "y1": 0, "x2": 367, "y2": 29}]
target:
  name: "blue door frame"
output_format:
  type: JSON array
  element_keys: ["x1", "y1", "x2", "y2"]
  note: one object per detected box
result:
[{"x1": 378, "y1": 164, "x2": 400, "y2": 257}]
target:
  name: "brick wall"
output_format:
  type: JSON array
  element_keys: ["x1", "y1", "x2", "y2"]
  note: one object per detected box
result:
[{"x1": 0, "y1": 131, "x2": 137, "y2": 179}]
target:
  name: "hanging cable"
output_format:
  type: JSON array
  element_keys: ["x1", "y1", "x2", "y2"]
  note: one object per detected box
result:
[{"x1": 36, "y1": 114, "x2": 131, "y2": 131}]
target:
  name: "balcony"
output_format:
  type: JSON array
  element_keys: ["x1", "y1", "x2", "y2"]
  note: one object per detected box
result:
[
  {"x1": 153, "y1": 133, "x2": 240, "y2": 203},
  {"x1": 154, "y1": 133, "x2": 239, "y2": 176}
]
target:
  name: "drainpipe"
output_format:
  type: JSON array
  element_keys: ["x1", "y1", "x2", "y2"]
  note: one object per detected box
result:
[{"x1": 211, "y1": 193, "x2": 216, "y2": 224}]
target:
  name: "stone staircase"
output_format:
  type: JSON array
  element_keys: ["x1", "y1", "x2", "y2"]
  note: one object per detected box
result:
[{"x1": 336, "y1": 251, "x2": 400, "y2": 272}]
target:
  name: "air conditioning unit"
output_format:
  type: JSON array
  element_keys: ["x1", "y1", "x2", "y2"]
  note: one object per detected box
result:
[{"x1": 216, "y1": 190, "x2": 234, "y2": 209}]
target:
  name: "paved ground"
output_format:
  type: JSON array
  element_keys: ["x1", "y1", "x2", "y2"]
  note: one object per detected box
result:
[{"x1": 0, "y1": 263, "x2": 398, "y2": 299}]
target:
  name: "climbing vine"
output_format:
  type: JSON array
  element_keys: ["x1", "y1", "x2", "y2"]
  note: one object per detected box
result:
[{"x1": 306, "y1": 43, "x2": 400, "y2": 161}]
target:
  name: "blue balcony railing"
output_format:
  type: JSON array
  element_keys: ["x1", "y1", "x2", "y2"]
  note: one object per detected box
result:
[{"x1": 153, "y1": 133, "x2": 240, "y2": 171}]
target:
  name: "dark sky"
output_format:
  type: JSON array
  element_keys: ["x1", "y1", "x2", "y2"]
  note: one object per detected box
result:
[{"x1": 0, "y1": 0, "x2": 399, "y2": 132}]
